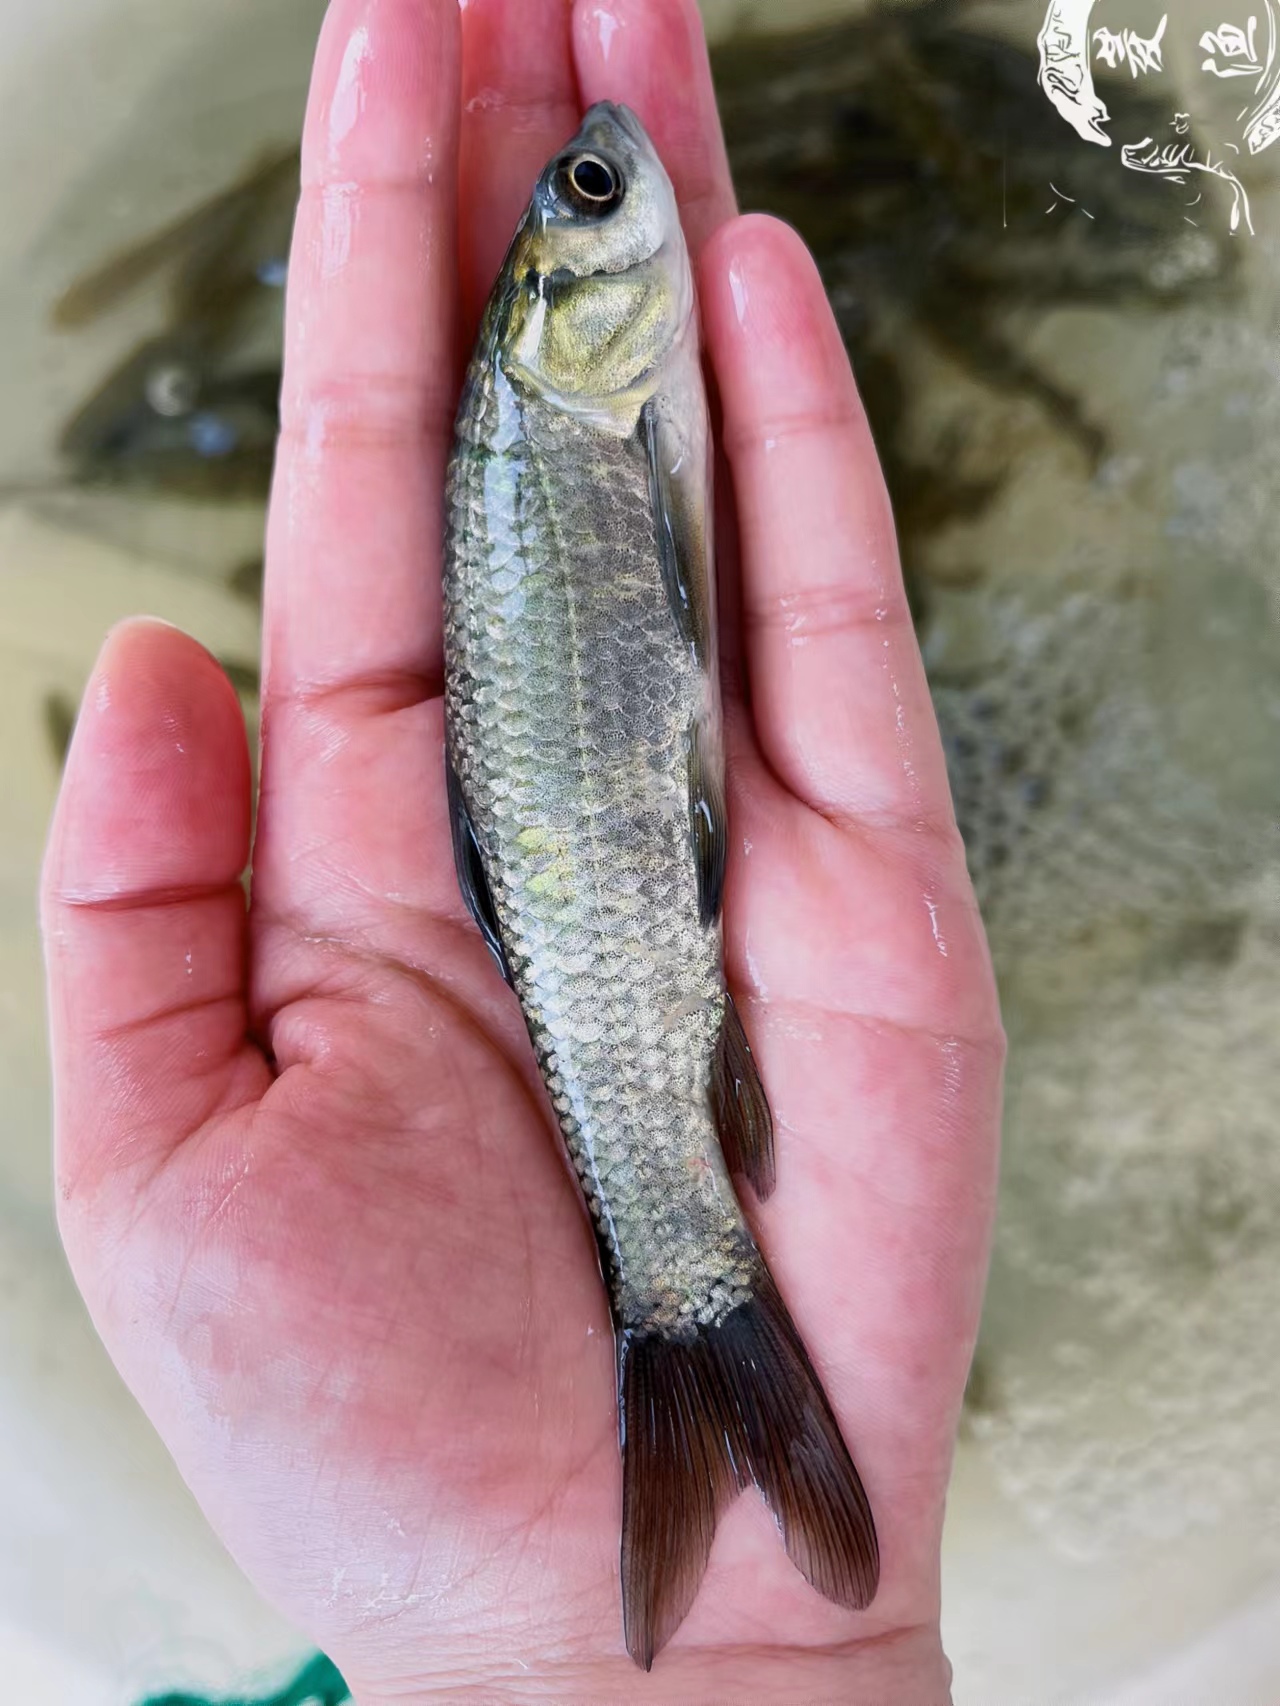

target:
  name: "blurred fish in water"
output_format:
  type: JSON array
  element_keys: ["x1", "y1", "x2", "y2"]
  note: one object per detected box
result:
[
  {"x1": 443, "y1": 102, "x2": 877, "y2": 1670},
  {"x1": 227, "y1": 555, "x2": 265, "y2": 605},
  {"x1": 52, "y1": 149, "x2": 296, "y2": 331},
  {"x1": 47, "y1": 1, "x2": 1235, "y2": 523},
  {"x1": 52, "y1": 150, "x2": 296, "y2": 495},
  {"x1": 713, "y1": 0, "x2": 1238, "y2": 580},
  {"x1": 41, "y1": 689, "x2": 77, "y2": 771},
  {"x1": 57, "y1": 333, "x2": 281, "y2": 494}
]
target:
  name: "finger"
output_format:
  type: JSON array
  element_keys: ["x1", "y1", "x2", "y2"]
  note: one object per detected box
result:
[
  {"x1": 253, "y1": 0, "x2": 465, "y2": 943},
  {"x1": 460, "y1": 0, "x2": 579, "y2": 329},
  {"x1": 702, "y1": 215, "x2": 957, "y2": 833},
  {"x1": 41, "y1": 622, "x2": 267, "y2": 1214},
  {"x1": 573, "y1": 0, "x2": 736, "y2": 256},
  {"x1": 264, "y1": 0, "x2": 460, "y2": 709}
]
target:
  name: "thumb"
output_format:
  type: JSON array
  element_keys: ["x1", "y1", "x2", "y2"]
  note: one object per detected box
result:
[{"x1": 41, "y1": 619, "x2": 269, "y2": 1253}]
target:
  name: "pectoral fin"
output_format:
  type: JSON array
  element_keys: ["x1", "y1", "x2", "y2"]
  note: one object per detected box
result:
[
  {"x1": 446, "y1": 756, "x2": 514, "y2": 988},
  {"x1": 641, "y1": 398, "x2": 709, "y2": 665},
  {"x1": 688, "y1": 715, "x2": 727, "y2": 930}
]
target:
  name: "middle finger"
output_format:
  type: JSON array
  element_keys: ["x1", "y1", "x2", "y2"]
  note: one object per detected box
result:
[
  {"x1": 459, "y1": 0, "x2": 581, "y2": 333},
  {"x1": 573, "y1": 0, "x2": 737, "y2": 259}
]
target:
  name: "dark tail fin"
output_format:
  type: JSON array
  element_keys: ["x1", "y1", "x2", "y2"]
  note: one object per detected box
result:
[{"x1": 618, "y1": 1268, "x2": 879, "y2": 1669}]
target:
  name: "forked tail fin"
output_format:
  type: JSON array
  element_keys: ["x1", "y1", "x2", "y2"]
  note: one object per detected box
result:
[{"x1": 618, "y1": 1267, "x2": 879, "y2": 1669}]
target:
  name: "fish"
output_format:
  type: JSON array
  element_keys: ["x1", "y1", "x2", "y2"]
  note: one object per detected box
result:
[
  {"x1": 52, "y1": 150, "x2": 294, "y2": 496},
  {"x1": 52, "y1": 147, "x2": 296, "y2": 332},
  {"x1": 58, "y1": 333, "x2": 280, "y2": 492},
  {"x1": 442, "y1": 102, "x2": 878, "y2": 1668}
]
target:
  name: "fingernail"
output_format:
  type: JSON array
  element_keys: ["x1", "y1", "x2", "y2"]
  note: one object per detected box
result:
[
  {"x1": 105, "y1": 614, "x2": 181, "y2": 641},
  {"x1": 95, "y1": 618, "x2": 180, "y2": 713}
]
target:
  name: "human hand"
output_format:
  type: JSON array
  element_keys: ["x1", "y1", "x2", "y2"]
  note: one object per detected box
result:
[{"x1": 40, "y1": 1, "x2": 1003, "y2": 1701}]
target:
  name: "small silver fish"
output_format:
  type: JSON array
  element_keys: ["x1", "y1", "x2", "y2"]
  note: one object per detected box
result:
[{"x1": 443, "y1": 102, "x2": 878, "y2": 1667}]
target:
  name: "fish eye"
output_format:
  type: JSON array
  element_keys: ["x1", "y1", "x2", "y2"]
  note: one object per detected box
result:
[{"x1": 557, "y1": 152, "x2": 624, "y2": 215}]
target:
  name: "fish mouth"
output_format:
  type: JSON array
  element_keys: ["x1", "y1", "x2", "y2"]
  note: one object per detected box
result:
[
  {"x1": 569, "y1": 100, "x2": 652, "y2": 159},
  {"x1": 581, "y1": 100, "x2": 645, "y2": 140}
]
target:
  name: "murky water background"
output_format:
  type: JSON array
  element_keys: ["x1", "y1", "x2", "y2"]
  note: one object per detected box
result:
[{"x1": 1, "y1": 0, "x2": 1278, "y2": 1699}]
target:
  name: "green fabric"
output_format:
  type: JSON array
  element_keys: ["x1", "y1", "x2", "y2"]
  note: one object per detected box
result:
[{"x1": 137, "y1": 1652, "x2": 349, "y2": 1706}]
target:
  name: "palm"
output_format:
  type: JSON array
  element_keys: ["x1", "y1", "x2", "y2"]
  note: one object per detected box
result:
[{"x1": 42, "y1": 2, "x2": 1001, "y2": 1701}]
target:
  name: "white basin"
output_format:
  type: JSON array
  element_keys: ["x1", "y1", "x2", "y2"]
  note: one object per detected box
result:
[{"x1": 0, "y1": 0, "x2": 1276, "y2": 1700}]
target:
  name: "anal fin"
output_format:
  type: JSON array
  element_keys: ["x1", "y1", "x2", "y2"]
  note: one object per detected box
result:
[
  {"x1": 712, "y1": 993, "x2": 776, "y2": 1199},
  {"x1": 619, "y1": 1265, "x2": 879, "y2": 1670}
]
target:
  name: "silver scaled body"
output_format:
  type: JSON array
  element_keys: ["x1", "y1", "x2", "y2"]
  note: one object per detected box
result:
[{"x1": 444, "y1": 315, "x2": 754, "y2": 1336}]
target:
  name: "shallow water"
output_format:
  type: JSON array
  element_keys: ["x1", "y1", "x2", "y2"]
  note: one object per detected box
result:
[
  {"x1": 1, "y1": 1, "x2": 1278, "y2": 1700},
  {"x1": 733, "y1": 22, "x2": 1278, "y2": 1673}
]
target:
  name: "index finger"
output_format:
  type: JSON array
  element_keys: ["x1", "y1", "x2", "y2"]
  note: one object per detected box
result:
[
  {"x1": 573, "y1": 0, "x2": 737, "y2": 257},
  {"x1": 702, "y1": 215, "x2": 960, "y2": 836},
  {"x1": 264, "y1": 0, "x2": 461, "y2": 709},
  {"x1": 460, "y1": 0, "x2": 580, "y2": 329}
]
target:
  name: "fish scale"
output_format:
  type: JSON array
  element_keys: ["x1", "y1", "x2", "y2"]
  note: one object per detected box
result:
[
  {"x1": 442, "y1": 101, "x2": 877, "y2": 1669},
  {"x1": 446, "y1": 346, "x2": 755, "y2": 1334}
]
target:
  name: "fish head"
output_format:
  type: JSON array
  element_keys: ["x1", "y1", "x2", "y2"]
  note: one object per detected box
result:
[{"x1": 498, "y1": 103, "x2": 692, "y2": 424}]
